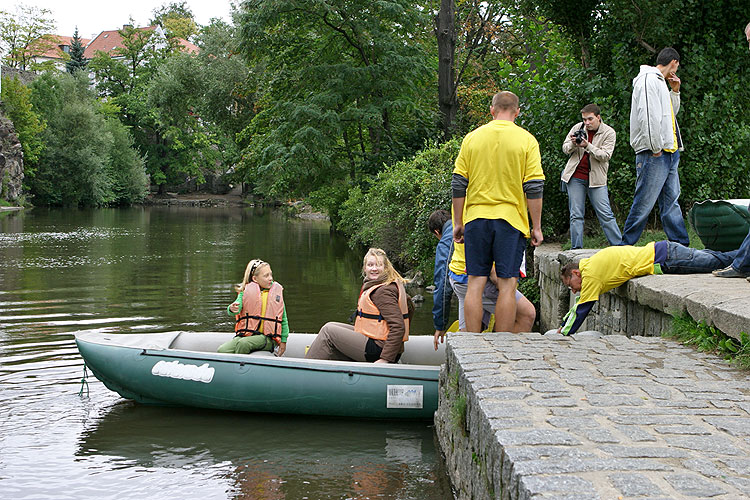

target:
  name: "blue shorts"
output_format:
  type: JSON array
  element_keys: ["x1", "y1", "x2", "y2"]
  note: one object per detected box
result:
[{"x1": 464, "y1": 218, "x2": 526, "y2": 278}]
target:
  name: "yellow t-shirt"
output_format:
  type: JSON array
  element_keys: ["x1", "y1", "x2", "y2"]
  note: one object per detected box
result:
[
  {"x1": 664, "y1": 98, "x2": 678, "y2": 153},
  {"x1": 453, "y1": 119, "x2": 544, "y2": 238},
  {"x1": 579, "y1": 242, "x2": 656, "y2": 304},
  {"x1": 258, "y1": 289, "x2": 268, "y2": 333}
]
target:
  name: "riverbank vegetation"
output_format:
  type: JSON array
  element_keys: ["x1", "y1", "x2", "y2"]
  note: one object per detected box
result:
[{"x1": 1, "y1": 1, "x2": 749, "y2": 275}]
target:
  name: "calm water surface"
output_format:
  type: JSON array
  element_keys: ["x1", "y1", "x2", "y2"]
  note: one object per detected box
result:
[{"x1": 0, "y1": 206, "x2": 452, "y2": 500}]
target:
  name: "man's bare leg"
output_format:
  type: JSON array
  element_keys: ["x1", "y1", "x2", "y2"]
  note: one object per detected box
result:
[
  {"x1": 465, "y1": 275, "x2": 488, "y2": 332},
  {"x1": 493, "y1": 277, "x2": 517, "y2": 332},
  {"x1": 513, "y1": 294, "x2": 535, "y2": 332}
]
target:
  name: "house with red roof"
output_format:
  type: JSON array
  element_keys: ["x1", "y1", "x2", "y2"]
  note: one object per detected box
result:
[
  {"x1": 83, "y1": 25, "x2": 199, "y2": 59},
  {"x1": 28, "y1": 34, "x2": 92, "y2": 70}
]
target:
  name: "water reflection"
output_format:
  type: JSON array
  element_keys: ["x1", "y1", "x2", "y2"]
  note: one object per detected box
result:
[{"x1": 79, "y1": 404, "x2": 449, "y2": 499}]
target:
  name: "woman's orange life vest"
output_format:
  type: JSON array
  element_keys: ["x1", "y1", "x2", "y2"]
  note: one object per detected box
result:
[
  {"x1": 234, "y1": 281, "x2": 284, "y2": 344},
  {"x1": 354, "y1": 281, "x2": 409, "y2": 342}
]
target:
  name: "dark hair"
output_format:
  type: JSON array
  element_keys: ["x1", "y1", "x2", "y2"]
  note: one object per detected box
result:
[
  {"x1": 656, "y1": 47, "x2": 680, "y2": 66},
  {"x1": 560, "y1": 261, "x2": 580, "y2": 278},
  {"x1": 428, "y1": 209, "x2": 451, "y2": 234},
  {"x1": 580, "y1": 103, "x2": 600, "y2": 116}
]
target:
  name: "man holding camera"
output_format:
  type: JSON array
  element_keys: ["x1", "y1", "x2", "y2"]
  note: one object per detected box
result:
[
  {"x1": 561, "y1": 103, "x2": 621, "y2": 249},
  {"x1": 621, "y1": 47, "x2": 689, "y2": 246}
]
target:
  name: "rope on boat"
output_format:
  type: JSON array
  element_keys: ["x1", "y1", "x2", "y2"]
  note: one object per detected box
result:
[
  {"x1": 139, "y1": 349, "x2": 438, "y2": 382},
  {"x1": 78, "y1": 362, "x2": 90, "y2": 397}
]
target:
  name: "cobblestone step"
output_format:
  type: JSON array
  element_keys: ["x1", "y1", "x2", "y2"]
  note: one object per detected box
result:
[{"x1": 435, "y1": 332, "x2": 750, "y2": 500}]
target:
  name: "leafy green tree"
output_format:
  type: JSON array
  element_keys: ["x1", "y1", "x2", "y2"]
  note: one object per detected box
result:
[
  {"x1": 29, "y1": 73, "x2": 147, "y2": 206},
  {"x1": 151, "y1": 2, "x2": 198, "y2": 41},
  {"x1": 236, "y1": 0, "x2": 436, "y2": 198},
  {"x1": 65, "y1": 27, "x2": 88, "y2": 74},
  {"x1": 0, "y1": 76, "x2": 46, "y2": 179},
  {"x1": 0, "y1": 4, "x2": 55, "y2": 70}
]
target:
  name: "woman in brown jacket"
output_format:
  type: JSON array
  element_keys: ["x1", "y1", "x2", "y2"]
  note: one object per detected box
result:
[{"x1": 306, "y1": 248, "x2": 414, "y2": 363}]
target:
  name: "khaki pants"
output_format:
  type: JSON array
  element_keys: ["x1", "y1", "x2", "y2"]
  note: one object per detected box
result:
[{"x1": 305, "y1": 322, "x2": 368, "y2": 361}]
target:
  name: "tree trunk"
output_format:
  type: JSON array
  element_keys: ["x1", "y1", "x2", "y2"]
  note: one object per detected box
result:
[{"x1": 436, "y1": 0, "x2": 457, "y2": 140}]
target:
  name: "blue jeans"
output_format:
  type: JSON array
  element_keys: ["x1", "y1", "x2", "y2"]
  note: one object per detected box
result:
[
  {"x1": 566, "y1": 177, "x2": 622, "y2": 249},
  {"x1": 662, "y1": 241, "x2": 738, "y2": 274},
  {"x1": 731, "y1": 229, "x2": 750, "y2": 272},
  {"x1": 621, "y1": 151, "x2": 689, "y2": 246}
]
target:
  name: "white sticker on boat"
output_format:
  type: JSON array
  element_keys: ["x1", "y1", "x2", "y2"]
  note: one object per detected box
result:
[
  {"x1": 387, "y1": 385, "x2": 423, "y2": 409},
  {"x1": 151, "y1": 360, "x2": 215, "y2": 383}
]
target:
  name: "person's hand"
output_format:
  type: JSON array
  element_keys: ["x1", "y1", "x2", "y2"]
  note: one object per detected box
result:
[
  {"x1": 652, "y1": 150, "x2": 663, "y2": 157},
  {"x1": 433, "y1": 330, "x2": 445, "y2": 350},
  {"x1": 229, "y1": 302, "x2": 239, "y2": 313},
  {"x1": 667, "y1": 72, "x2": 681, "y2": 92},
  {"x1": 579, "y1": 137, "x2": 589, "y2": 148},
  {"x1": 556, "y1": 327, "x2": 562, "y2": 334},
  {"x1": 276, "y1": 342, "x2": 286, "y2": 357},
  {"x1": 374, "y1": 358, "x2": 389, "y2": 364},
  {"x1": 530, "y1": 227, "x2": 543, "y2": 247},
  {"x1": 453, "y1": 224, "x2": 465, "y2": 244}
]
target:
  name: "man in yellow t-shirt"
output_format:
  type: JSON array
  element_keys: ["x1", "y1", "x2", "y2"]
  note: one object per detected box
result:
[
  {"x1": 452, "y1": 91, "x2": 545, "y2": 333},
  {"x1": 558, "y1": 241, "x2": 739, "y2": 335}
]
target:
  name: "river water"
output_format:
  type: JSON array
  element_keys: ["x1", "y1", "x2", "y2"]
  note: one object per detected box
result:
[{"x1": 0, "y1": 206, "x2": 453, "y2": 500}]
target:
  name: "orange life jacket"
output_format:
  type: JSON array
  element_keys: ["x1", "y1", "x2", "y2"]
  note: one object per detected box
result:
[
  {"x1": 234, "y1": 281, "x2": 284, "y2": 344},
  {"x1": 354, "y1": 281, "x2": 409, "y2": 342}
]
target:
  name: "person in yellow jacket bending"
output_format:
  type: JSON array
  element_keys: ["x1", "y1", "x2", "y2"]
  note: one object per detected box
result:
[
  {"x1": 306, "y1": 248, "x2": 414, "y2": 363},
  {"x1": 218, "y1": 259, "x2": 289, "y2": 356}
]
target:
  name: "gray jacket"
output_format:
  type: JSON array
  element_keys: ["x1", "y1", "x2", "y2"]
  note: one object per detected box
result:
[
  {"x1": 629, "y1": 65, "x2": 683, "y2": 154},
  {"x1": 561, "y1": 121, "x2": 616, "y2": 188}
]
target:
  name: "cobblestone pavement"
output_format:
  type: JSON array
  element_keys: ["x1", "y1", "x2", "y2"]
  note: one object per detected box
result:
[{"x1": 436, "y1": 332, "x2": 750, "y2": 500}]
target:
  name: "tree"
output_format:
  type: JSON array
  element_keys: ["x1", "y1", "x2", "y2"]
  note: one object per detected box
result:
[
  {"x1": 236, "y1": 0, "x2": 435, "y2": 198},
  {"x1": 151, "y1": 2, "x2": 198, "y2": 41},
  {"x1": 0, "y1": 4, "x2": 56, "y2": 70},
  {"x1": 65, "y1": 27, "x2": 88, "y2": 74}
]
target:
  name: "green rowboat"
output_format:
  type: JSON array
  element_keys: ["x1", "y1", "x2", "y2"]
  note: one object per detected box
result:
[{"x1": 75, "y1": 331, "x2": 445, "y2": 420}]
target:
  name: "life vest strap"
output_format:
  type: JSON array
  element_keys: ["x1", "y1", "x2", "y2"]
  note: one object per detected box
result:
[{"x1": 355, "y1": 310, "x2": 409, "y2": 321}]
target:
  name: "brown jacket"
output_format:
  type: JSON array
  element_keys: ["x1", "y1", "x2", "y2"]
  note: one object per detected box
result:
[
  {"x1": 561, "y1": 121, "x2": 616, "y2": 188},
  {"x1": 364, "y1": 281, "x2": 415, "y2": 362}
]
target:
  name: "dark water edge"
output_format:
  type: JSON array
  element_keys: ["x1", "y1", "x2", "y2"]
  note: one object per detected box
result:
[{"x1": 0, "y1": 206, "x2": 454, "y2": 500}]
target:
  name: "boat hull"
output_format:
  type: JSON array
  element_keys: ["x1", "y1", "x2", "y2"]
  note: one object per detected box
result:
[{"x1": 76, "y1": 332, "x2": 443, "y2": 420}]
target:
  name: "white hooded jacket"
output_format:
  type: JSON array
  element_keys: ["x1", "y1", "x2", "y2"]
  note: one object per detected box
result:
[{"x1": 629, "y1": 65, "x2": 683, "y2": 154}]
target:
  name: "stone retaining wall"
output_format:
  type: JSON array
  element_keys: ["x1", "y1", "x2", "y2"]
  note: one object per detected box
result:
[{"x1": 535, "y1": 244, "x2": 750, "y2": 342}]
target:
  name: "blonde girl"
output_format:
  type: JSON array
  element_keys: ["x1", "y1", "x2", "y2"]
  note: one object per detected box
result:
[
  {"x1": 306, "y1": 248, "x2": 413, "y2": 363},
  {"x1": 217, "y1": 259, "x2": 289, "y2": 356}
]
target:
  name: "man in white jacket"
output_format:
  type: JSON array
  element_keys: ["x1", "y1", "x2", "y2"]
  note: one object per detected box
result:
[{"x1": 621, "y1": 47, "x2": 690, "y2": 246}]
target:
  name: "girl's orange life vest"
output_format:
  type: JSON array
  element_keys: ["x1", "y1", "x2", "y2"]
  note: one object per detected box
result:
[
  {"x1": 354, "y1": 281, "x2": 410, "y2": 342},
  {"x1": 234, "y1": 281, "x2": 284, "y2": 344}
]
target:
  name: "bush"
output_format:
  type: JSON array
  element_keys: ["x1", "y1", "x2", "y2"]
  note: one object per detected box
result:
[
  {"x1": 0, "y1": 76, "x2": 46, "y2": 179},
  {"x1": 337, "y1": 138, "x2": 460, "y2": 276}
]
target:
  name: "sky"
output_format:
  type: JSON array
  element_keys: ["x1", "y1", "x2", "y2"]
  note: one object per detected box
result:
[{"x1": 12, "y1": 0, "x2": 235, "y2": 40}]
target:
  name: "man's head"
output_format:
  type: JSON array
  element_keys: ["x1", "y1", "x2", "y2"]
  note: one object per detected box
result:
[
  {"x1": 428, "y1": 209, "x2": 451, "y2": 239},
  {"x1": 490, "y1": 91, "x2": 520, "y2": 121},
  {"x1": 580, "y1": 103, "x2": 601, "y2": 132},
  {"x1": 560, "y1": 261, "x2": 582, "y2": 294},
  {"x1": 745, "y1": 22, "x2": 750, "y2": 51},
  {"x1": 655, "y1": 47, "x2": 680, "y2": 77}
]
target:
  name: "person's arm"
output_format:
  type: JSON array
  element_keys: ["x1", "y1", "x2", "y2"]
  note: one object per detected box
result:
[
  {"x1": 451, "y1": 174, "x2": 468, "y2": 243},
  {"x1": 523, "y1": 175, "x2": 544, "y2": 247},
  {"x1": 559, "y1": 299, "x2": 595, "y2": 336},
  {"x1": 228, "y1": 291, "x2": 242, "y2": 315},
  {"x1": 586, "y1": 126, "x2": 616, "y2": 163},
  {"x1": 644, "y1": 74, "x2": 666, "y2": 154},
  {"x1": 371, "y1": 284, "x2": 407, "y2": 363},
  {"x1": 562, "y1": 124, "x2": 579, "y2": 155},
  {"x1": 432, "y1": 229, "x2": 453, "y2": 342}
]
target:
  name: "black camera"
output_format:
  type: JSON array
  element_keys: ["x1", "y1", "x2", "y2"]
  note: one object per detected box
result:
[{"x1": 573, "y1": 128, "x2": 587, "y2": 144}]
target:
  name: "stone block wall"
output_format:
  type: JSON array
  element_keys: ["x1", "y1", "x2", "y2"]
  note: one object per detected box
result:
[{"x1": 0, "y1": 113, "x2": 24, "y2": 203}]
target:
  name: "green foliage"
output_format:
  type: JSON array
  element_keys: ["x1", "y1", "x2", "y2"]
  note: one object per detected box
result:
[
  {"x1": 0, "y1": 76, "x2": 46, "y2": 176},
  {"x1": 665, "y1": 314, "x2": 750, "y2": 370},
  {"x1": 66, "y1": 28, "x2": 88, "y2": 74},
  {"x1": 0, "y1": 4, "x2": 55, "y2": 70},
  {"x1": 337, "y1": 139, "x2": 459, "y2": 274},
  {"x1": 28, "y1": 73, "x2": 147, "y2": 206},
  {"x1": 235, "y1": 0, "x2": 437, "y2": 198}
]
